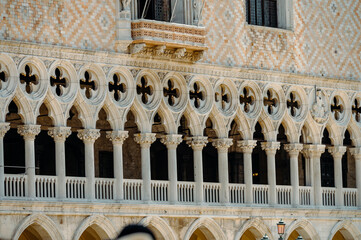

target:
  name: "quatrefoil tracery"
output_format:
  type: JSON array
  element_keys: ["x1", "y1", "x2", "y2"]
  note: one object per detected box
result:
[
  {"x1": 163, "y1": 79, "x2": 180, "y2": 106},
  {"x1": 352, "y1": 98, "x2": 361, "y2": 123},
  {"x1": 331, "y1": 96, "x2": 344, "y2": 121},
  {"x1": 263, "y1": 89, "x2": 278, "y2": 115},
  {"x1": 80, "y1": 71, "x2": 97, "y2": 99},
  {"x1": 109, "y1": 73, "x2": 126, "y2": 102},
  {"x1": 50, "y1": 68, "x2": 68, "y2": 97},
  {"x1": 20, "y1": 65, "x2": 39, "y2": 94},
  {"x1": 137, "y1": 77, "x2": 153, "y2": 105},
  {"x1": 0, "y1": 64, "x2": 7, "y2": 90},
  {"x1": 287, "y1": 92, "x2": 300, "y2": 117},
  {"x1": 240, "y1": 87, "x2": 254, "y2": 113},
  {"x1": 189, "y1": 82, "x2": 205, "y2": 109},
  {"x1": 215, "y1": 84, "x2": 230, "y2": 111}
]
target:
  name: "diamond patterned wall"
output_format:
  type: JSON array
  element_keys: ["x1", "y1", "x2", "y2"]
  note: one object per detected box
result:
[{"x1": 0, "y1": 0, "x2": 360, "y2": 80}]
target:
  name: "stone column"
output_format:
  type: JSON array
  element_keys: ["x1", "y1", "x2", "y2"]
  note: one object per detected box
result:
[
  {"x1": 212, "y1": 138, "x2": 233, "y2": 204},
  {"x1": 261, "y1": 141, "x2": 280, "y2": 205},
  {"x1": 238, "y1": 140, "x2": 257, "y2": 204},
  {"x1": 186, "y1": 136, "x2": 208, "y2": 204},
  {"x1": 161, "y1": 134, "x2": 183, "y2": 203},
  {"x1": 77, "y1": 129, "x2": 100, "y2": 200},
  {"x1": 0, "y1": 123, "x2": 10, "y2": 198},
  {"x1": 106, "y1": 130, "x2": 128, "y2": 201},
  {"x1": 48, "y1": 127, "x2": 71, "y2": 199},
  {"x1": 349, "y1": 148, "x2": 361, "y2": 207},
  {"x1": 302, "y1": 144, "x2": 325, "y2": 206},
  {"x1": 134, "y1": 133, "x2": 156, "y2": 202},
  {"x1": 18, "y1": 125, "x2": 41, "y2": 198},
  {"x1": 284, "y1": 143, "x2": 303, "y2": 207},
  {"x1": 328, "y1": 146, "x2": 347, "y2": 207}
]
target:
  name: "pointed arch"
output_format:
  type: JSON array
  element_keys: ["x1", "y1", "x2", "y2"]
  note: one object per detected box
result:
[
  {"x1": 12, "y1": 90, "x2": 36, "y2": 124},
  {"x1": 42, "y1": 92, "x2": 66, "y2": 126},
  {"x1": 281, "y1": 115, "x2": 302, "y2": 143},
  {"x1": 233, "y1": 109, "x2": 253, "y2": 140},
  {"x1": 139, "y1": 216, "x2": 177, "y2": 240},
  {"x1": 258, "y1": 111, "x2": 278, "y2": 141},
  {"x1": 302, "y1": 115, "x2": 322, "y2": 144},
  {"x1": 346, "y1": 121, "x2": 361, "y2": 147},
  {"x1": 328, "y1": 220, "x2": 361, "y2": 240},
  {"x1": 234, "y1": 218, "x2": 274, "y2": 240},
  {"x1": 284, "y1": 219, "x2": 320, "y2": 240},
  {"x1": 70, "y1": 97, "x2": 93, "y2": 128},
  {"x1": 324, "y1": 121, "x2": 344, "y2": 146},
  {"x1": 99, "y1": 98, "x2": 126, "y2": 130},
  {"x1": 209, "y1": 108, "x2": 228, "y2": 138},
  {"x1": 130, "y1": 102, "x2": 152, "y2": 132},
  {"x1": 183, "y1": 217, "x2": 226, "y2": 240},
  {"x1": 13, "y1": 214, "x2": 63, "y2": 240},
  {"x1": 73, "y1": 215, "x2": 117, "y2": 240},
  {"x1": 183, "y1": 106, "x2": 203, "y2": 136},
  {"x1": 157, "y1": 103, "x2": 178, "y2": 134}
]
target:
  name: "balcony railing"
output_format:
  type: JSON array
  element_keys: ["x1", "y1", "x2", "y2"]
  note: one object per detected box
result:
[{"x1": 2, "y1": 175, "x2": 359, "y2": 209}]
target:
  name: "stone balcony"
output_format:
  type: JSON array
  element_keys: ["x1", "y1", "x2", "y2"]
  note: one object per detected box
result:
[{"x1": 129, "y1": 19, "x2": 207, "y2": 62}]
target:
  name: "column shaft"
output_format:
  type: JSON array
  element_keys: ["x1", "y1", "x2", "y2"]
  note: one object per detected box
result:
[
  {"x1": 284, "y1": 144, "x2": 303, "y2": 207},
  {"x1": 349, "y1": 148, "x2": 361, "y2": 207},
  {"x1": 0, "y1": 123, "x2": 9, "y2": 198},
  {"x1": 328, "y1": 146, "x2": 346, "y2": 207}
]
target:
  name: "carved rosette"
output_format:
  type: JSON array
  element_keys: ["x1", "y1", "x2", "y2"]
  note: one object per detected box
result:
[
  {"x1": 134, "y1": 133, "x2": 156, "y2": 148},
  {"x1": 302, "y1": 144, "x2": 326, "y2": 159},
  {"x1": 0, "y1": 122, "x2": 10, "y2": 138},
  {"x1": 349, "y1": 147, "x2": 361, "y2": 160},
  {"x1": 186, "y1": 136, "x2": 208, "y2": 151},
  {"x1": 311, "y1": 90, "x2": 329, "y2": 124},
  {"x1": 48, "y1": 127, "x2": 72, "y2": 142},
  {"x1": 327, "y1": 146, "x2": 347, "y2": 159},
  {"x1": 237, "y1": 140, "x2": 257, "y2": 154},
  {"x1": 284, "y1": 143, "x2": 303, "y2": 158},
  {"x1": 77, "y1": 129, "x2": 100, "y2": 144},
  {"x1": 17, "y1": 125, "x2": 41, "y2": 140},
  {"x1": 261, "y1": 141, "x2": 280, "y2": 155},
  {"x1": 212, "y1": 138, "x2": 233, "y2": 153},
  {"x1": 106, "y1": 130, "x2": 129, "y2": 145},
  {"x1": 161, "y1": 134, "x2": 183, "y2": 149}
]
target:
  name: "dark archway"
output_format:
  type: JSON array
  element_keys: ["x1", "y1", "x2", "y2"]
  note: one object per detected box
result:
[{"x1": 252, "y1": 122, "x2": 267, "y2": 184}]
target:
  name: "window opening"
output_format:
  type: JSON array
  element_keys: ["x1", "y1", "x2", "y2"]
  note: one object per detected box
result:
[{"x1": 246, "y1": 0, "x2": 278, "y2": 28}]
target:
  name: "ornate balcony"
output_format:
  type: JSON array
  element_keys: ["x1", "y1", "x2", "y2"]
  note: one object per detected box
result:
[{"x1": 130, "y1": 19, "x2": 207, "y2": 62}]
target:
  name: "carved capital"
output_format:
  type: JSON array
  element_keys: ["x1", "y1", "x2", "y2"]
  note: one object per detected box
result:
[
  {"x1": 134, "y1": 133, "x2": 156, "y2": 148},
  {"x1": 327, "y1": 146, "x2": 347, "y2": 160},
  {"x1": 77, "y1": 129, "x2": 100, "y2": 143},
  {"x1": 212, "y1": 138, "x2": 233, "y2": 153},
  {"x1": 106, "y1": 130, "x2": 128, "y2": 145},
  {"x1": 161, "y1": 134, "x2": 183, "y2": 149},
  {"x1": 284, "y1": 143, "x2": 303, "y2": 157},
  {"x1": 175, "y1": 48, "x2": 186, "y2": 58},
  {"x1": 237, "y1": 140, "x2": 257, "y2": 154},
  {"x1": 0, "y1": 122, "x2": 10, "y2": 138},
  {"x1": 261, "y1": 141, "x2": 280, "y2": 155},
  {"x1": 130, "y1": 43, "x2": 146, "y2": 54},
  {"x1": 350, "y1": 147, "x2": 361, "y2": 160},
  {"x1": 48, "y1": 127, "x2": 72, "y2": 142},
  {"x1": 302, "y1": 144, "x2": 326, "y2": 159},
  {"x1": 186, "y1": 136, "x2": 208, "y2": 151},
  {"x1": 17, "y1": 125, "x2": 41, "y2": 140}
]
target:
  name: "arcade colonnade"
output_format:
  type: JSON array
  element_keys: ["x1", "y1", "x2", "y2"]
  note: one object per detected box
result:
[{"x1": 0, "y1": 55, "x2": 360, "y2": 208}]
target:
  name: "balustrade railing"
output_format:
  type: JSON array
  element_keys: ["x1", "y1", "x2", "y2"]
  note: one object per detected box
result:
[
  {"x1": 229, "y1": 184, "x2": 245, "y2": 204},
  {"x1": 35, "y1": 176, "x2": 56, "y2": 198},
  {"x1": 299, "y1": 186, "x2": 312, "y2": 206},
  {"x1": 4, "y1": 174, "x2": 26, "y2": 197},
  {"x1": 123, "y1": 179, "x2": 142, "y2": 201},
  {"x1": 343, "y1": 188, "x2": 357, "y2": 207},
  {"x1": 66, "y1": 177, "x2": 86, "y2": 199},
  {"x1": 151, "y1": 180, "x2": 169, "y2": 202},
  {"x1": 177, "y1": 181, "x2": 195, "y2": 203},
  {"x1": 253, "y1": 185, "x2": 269, "y2": 204},
  {"x1": 203, "y1": 182, "x2": 220, "y2": 203},
  {"x1": 322, "y1": 187, "x2": 336, "y2": 206},
  {"x1": 95, "y1": 178, "x2": 114, "y2": 200},
  {"x1": 276, "y1": 185, "x2": 292, "y2": 205}
]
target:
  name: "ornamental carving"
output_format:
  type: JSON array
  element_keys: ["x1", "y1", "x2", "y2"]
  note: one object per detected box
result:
[
  {"x1": 120, "y1": 0, "x2": 131, "y2": 11},
  {"x1": 186, "y1": 136, "x2": 208, "y2": 151},
  {"x1": 17, "y1": 125, "x2": 41, "y2": 140},
  {"x1": 237, "y1": 140, "x2": 257, "y2": 154},
  {"x1": 261, "y1": 141, "x2": 280, "y2": 154},
  {"x1": 77, "y1": 129, "x2": 100, "y2": 143},
  {"x1": 0, "y1": 123, "x2": 10, "y2": 138},
  {"x1": 106, "y1": 130, "x2": 129, "y2": 144},
  {"x1": 161, "y1": 134, "x2": 183, "y2": 149},
  {"x1": 212, "y1": 138, "x2": 233, "y2": 152},
  {"x1": 48, "y1": 127, "x2": 72, "y2": 142},
  {"x1": 311, "y1": 90, "x2": 329, "y2": 124},
  {"x1": 284, "y1": 143, "x2": 303, "y2": 157},
  {"x1": 134, "y1": 133, "x2": 156, "y2": 148}
]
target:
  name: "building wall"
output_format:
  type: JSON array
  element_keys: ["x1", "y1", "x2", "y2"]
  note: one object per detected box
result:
[{"x1": 1, "y1": 0, "x2": 360, "y2": 80}]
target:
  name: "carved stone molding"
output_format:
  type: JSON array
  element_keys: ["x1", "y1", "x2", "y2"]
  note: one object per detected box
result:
[
  {"x1": 284, "y1": 143, "x2": 303, "y2": 157},
  {"x1": 349, "y1": 147, "x2": 361, "y2": 160},
  {"x1": 17, "y1": 125, "x2": 41, "y2": 140},
  {"x1": 134, "y1": 133, "x2": 156, "y2": 148},
  {"x1": 237, "y1": 140, "x2": 257, "y2": 154},
  {"x1": 106, "y1": 130, "x2": 129, "y2": 145},
  {"x1": 186, "y1": 136, "x2": 208, "y2": 151},
  {"x1": 0, "y1": 122, "x2": 10, "y2": 138},
  {"x1": 302, "y1": 144, "x2": 326, "y2": 159},
  {"x1": 48, "y1": 127, "x2": 72, "y2": 142},
  {"x1": 328, "y1": 146, "x2": 347, "y2": 159},
  {"x1": 311, "y1": 90, "x2": 329, "y2": 124},
  {"x1": 77, "y1": 129, "x2": 101, "y2": 144},
  {"x1": 160, "y1": 134, "x2": 183, "y2": 149},
  {"x1": 261, "y1": 141, "x2": 280, "y2": 155},
  {"x1": 212, "y1": 138, "x2": 233, "y2": 153}
]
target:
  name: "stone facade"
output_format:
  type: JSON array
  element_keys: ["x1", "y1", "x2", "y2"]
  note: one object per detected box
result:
[{"x1": 0, "y1": 0, "x2": 361, "y2": 240}]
